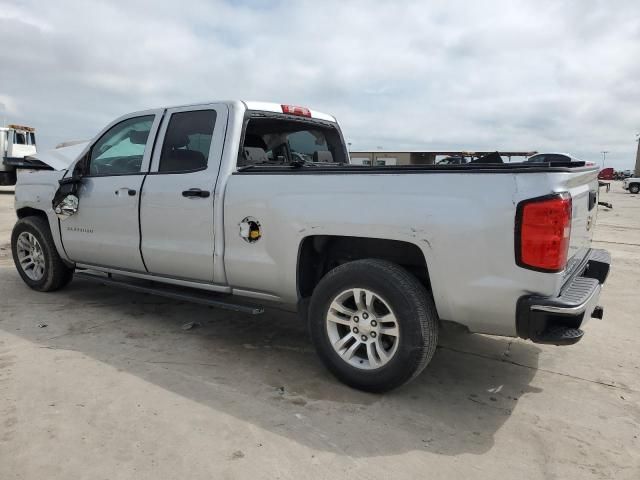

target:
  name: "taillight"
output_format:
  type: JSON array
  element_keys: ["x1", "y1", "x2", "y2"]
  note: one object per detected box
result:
[
  {"x1": 516, "y1": 194, "x2": 572, "y2": 272},
  {"x1": 281, "y1": 105, "x2": 311, "y2": 117}
]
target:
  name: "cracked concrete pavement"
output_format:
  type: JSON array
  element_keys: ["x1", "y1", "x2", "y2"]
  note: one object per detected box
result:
[{"x1": 0, "y1": 184, "x2": 638, "y2": 479}]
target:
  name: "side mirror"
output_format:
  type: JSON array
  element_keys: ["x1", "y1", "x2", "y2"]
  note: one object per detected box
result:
[{"x1": 52, "y1": 176, "x2": 81, "y2": 220}]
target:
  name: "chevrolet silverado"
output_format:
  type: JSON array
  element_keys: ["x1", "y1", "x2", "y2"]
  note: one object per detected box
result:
[{"x1": 11, "y1": 101, "x2": 610, "y2": 391}]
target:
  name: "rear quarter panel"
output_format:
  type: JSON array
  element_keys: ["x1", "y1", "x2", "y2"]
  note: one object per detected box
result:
[{"x1": 223, "y1": 170, "x2": 594, "y2": 337}]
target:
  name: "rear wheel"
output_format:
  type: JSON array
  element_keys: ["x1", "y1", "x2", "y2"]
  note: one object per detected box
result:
[
  {"x1": 629, "y1": 183, "x2": 639, "y2": 194},
  {"x1": 11, "y1": 216, "x2": 74, "y2": 291},
  {"x1": 308, "y1": 259, "x2": 438, "y2": 392}
]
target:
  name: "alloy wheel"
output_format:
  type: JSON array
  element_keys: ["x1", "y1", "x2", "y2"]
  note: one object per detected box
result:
[
  {"x1": 16, "y1": 232, "x2": 46, "y2": 281},
  {"x1": 325, "y1": 288, "x2": 400, "y2": 370}
]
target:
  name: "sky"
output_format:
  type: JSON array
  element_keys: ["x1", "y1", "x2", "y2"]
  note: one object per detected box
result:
[{"x1": 1, "y1": 0, "x2": 639, "y2": 169}]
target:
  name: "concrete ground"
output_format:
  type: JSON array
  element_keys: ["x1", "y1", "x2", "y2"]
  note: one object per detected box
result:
[{"x1": 0, "y1": 183, "x2": 638, "y2": 480}]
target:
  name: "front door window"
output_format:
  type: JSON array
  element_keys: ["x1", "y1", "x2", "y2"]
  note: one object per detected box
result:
[{"x1": 89, "y1": 116, "x2": 154, "y2": 176}]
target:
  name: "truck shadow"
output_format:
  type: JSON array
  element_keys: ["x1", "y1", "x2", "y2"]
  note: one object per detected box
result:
[{"x1": 2, "y1": 277, "x2": 543, "y2": 457}]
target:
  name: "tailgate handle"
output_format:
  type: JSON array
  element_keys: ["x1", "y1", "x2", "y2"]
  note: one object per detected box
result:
[{"x1": 588, "y1": 191, "x2": 597, "y2": 211}]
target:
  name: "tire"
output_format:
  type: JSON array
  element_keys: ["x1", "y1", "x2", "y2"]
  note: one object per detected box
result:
[
  {"x1": 11, "y1": 216, "x2": 74, "y2": 292},
  {"x1": 308, "y1": 259, "x2": 438, "y2": 392},
  {"x1": 629, "y1": 183, "x2": 639, "y2": 194}
]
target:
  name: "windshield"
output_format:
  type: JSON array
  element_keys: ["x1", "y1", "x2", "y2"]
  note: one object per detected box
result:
[{"x1": 14, "y1": 132, "x2": 26, "y2": 145}]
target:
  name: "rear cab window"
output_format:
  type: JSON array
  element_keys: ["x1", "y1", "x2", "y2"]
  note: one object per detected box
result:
[{"x1": 238, "y1": 114, "x2": 347, "y2": 168}]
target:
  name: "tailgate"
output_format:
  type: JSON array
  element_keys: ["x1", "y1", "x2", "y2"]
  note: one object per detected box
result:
[{"x1": 563, "y1": 169, "x2": 600, "y2": 276}]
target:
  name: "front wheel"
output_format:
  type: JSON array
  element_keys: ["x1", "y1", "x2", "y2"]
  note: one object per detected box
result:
[
  {"x1": 308, "y1": 259, "x2": 438, "y2": 392},
  {"x1": 11, "y1": 216, "x2": 74, "y2": 291},
  {"x1": 629, "y1": 183, "x2": 640, "y2": 194}
]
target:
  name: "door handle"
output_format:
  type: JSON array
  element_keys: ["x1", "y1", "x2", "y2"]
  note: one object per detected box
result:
[
  {"x1": 182, "y1": 188, "x2": 210, "y2": 198},
  {"x1": 115, "y1": 188, "x2": 137, "y2": 196}
]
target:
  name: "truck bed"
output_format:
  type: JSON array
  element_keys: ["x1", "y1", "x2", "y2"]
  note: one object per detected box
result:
[
  {"x1": 225, "y1": 162, "x2": 600, "y2": 337},
  {"x1": 235, "y1": 161, "x2": 591, "y2": 174}
]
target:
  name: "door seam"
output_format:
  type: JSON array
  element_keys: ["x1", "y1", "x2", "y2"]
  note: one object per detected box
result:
[{"x1": 138, "y1": 109, "x2": 166, "y2": 273}]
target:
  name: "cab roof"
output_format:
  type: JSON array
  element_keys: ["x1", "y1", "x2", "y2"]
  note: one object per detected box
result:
[
  {"x1": 242, "y1": 101, "x2": 336, "y2": 122},
  {"x1": 144, "y1": 100, "x2": 337, "y2": 123}
]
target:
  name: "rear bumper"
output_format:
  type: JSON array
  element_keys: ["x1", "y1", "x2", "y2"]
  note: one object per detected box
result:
[{"x1": 516, "y1": 249, "x2": 610, "y2": 345}]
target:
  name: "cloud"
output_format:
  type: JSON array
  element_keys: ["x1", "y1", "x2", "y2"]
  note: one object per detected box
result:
[{"x1": 1, "y1": 0, "x2": 639, "y2": 168}]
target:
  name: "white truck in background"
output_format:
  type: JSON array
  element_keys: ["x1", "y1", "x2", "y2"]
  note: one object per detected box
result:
[
  {"x1": 0, "y1": 124, "x2": 37, "y2": 186},
  {"x1": 622, "y1": 177, "x2": 640, "y2": 194}
]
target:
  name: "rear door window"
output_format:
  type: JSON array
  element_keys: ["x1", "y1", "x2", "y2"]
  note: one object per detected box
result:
[{"x1": 158, "y1": 110, "x2": 217, "y2": 173}]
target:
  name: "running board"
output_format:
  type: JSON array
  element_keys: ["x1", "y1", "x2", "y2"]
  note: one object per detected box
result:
[{"x1": 75, "y1": 271, "x2": 264, "y2": 315}]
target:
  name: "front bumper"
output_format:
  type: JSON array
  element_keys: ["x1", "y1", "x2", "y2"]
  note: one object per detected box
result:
[{"x1": 516, "y1": 249, "x2": 610, "y2": 345}]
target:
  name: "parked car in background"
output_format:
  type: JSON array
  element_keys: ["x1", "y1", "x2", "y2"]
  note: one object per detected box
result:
[
  {"x1": 615, "y1": 170, "x2": 634, "y2": 180},
  {"x1": 526, "y1": 152, "x2": 589, "y2": 165},
  {"x1": 623, "y1": 177, "x2": 640, "y2": 194},
  {"x1": 436, "y1": 155, "x2": 468, "y2": 165}
]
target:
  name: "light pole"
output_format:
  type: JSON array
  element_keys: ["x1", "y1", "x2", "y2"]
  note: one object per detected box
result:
[{"x1": 601, "y1": 151, "x2": 608, "y2": 169}]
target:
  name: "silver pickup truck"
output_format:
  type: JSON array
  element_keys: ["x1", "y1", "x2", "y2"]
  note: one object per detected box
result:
[{"x1": 11, "y1": 101, "x2": 610, "y2": 392}]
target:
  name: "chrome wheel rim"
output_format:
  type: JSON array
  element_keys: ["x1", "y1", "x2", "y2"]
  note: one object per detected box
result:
[
  {"x1": 16, "y1": 232, "x2": 46, "y2": 281},
  {"x1": 326, "y1": 288, "x2": 400, "y2": 370}
]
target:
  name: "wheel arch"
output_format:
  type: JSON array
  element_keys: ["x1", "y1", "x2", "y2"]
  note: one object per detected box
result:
[
  {"x1": 296, "y1": 235, "x2": 432, "y2": 299},
  {"x1": 11, "y1": 213, "x2": 75, "y2": 291},
  {"x1": 16, "y1": 206, "x2": 48, "y2": 220},
  {"x1": 15, "y1": 207, "x2": 72, "y2": 265}
]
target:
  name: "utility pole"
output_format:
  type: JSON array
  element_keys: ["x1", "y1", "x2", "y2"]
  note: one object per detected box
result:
[{"x1": 601, "y1": 151, "x2": 608, "y2": 169}]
